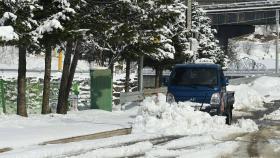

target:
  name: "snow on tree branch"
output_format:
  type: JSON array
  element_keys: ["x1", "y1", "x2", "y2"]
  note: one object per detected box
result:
[
  {"x1": 0, "y1": 26, "x2": 18, "y2": 41},
  {"x1": 0, "y1": 12, "x2": 17, "y2": 25}
]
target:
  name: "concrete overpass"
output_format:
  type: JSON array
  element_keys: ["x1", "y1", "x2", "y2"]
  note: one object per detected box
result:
[
  {"x1": 201, "y1": 0, "x2": 280, "y2": 25},
  {"x1": 196, "y1": 0, "x2": 280, "y2": 53}
]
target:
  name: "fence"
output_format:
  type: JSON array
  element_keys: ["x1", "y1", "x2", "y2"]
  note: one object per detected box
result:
[
  {"x1": 119, "y1": 87, "x2": 167, "y2": 106},
  {"x1": 0, "y1": 77, "x2": 91, "y2": 114}
]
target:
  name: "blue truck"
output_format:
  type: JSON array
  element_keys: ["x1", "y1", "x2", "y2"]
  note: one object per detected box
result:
[{"x1": 165, "y1": 64, "x2": 235, "y2": 125}]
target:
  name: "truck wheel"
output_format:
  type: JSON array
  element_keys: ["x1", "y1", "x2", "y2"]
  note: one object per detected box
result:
[{"x1": 226, "y1": 106, "x2": 232, "y2": 125}]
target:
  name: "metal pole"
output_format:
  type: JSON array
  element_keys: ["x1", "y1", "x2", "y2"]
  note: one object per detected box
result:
[
  {"x1": 138, "y1": 56, "x2": 144, "y2": 92},
  {"x1": 187, "y1": 0, "x2": 192, "y2": 31},
  {"x1": 276, "y1": 9, "x2": 279, "y2": 73}
]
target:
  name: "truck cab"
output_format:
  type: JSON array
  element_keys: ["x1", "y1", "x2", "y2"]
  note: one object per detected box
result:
[{"x1": 166, "y1": 64, "x2": 235, "y2": 125}]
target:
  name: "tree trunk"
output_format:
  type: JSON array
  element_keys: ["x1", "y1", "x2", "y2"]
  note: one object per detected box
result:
[
  {"x1": 159, "y1": 69, "x2": 163, "y2": 87},
  {"x1": 57, "y1": 41, "x2": 73, "y2": 114},
  {"x1": 109, "y1": 56, "x2": 114, "y2": 74},
  {"x1": 155, "y1": 67, "x2": 163, "y2": 88},
  {"x1": 137, "y1": 56, "x2": 144, "y2": 92},
  {"x1": 42, "y1": 46, "x2": 52, "y2": 114},
  {"x1": 65, "y1": 41, "x2": 81, "y2": 104},
  {"x1": 17, "y1": 46, "x2": 27, "y2": 117},
  {"x1": 124, "y1": 58, "x2": 130, "y2": 92}
]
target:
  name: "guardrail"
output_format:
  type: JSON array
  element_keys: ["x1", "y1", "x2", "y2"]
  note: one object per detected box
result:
[
  {"x1": 224, "y1": 70, "x2": 277, "y2": 77},
  {"x1": 143, "y1": 69, "x2": 171, "y2": 76},
  {"x1": 142, "y1": 69, "x2": 276, "y2": 77},
  {"x1": 119, "y1": 87, "x2": 167, "y2": 106}
]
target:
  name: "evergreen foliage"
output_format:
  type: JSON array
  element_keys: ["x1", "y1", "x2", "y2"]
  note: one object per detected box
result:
[
  {"x1": 191, "y1": 2, "x2": 227, "y2": 65},
  {"x1": 0, "y1": 0, "x2": 229, "y2": 114}
]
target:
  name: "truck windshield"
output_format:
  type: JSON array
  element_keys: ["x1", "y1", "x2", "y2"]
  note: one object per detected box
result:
[{"x1": 170, "y1": 68, "x2": 218, "y2": 87}]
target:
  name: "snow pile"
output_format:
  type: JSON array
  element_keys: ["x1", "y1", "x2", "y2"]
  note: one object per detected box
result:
[
  {"x1": 228, "y1": 84, "x2": 264, "y2": 110},
  {"x1": 228, "y1": 76, "x2": 280, "y2": 111},
  {"x1": 234, "y1": 40, "x2": 276, "y2": 69},
  {"x1": 262, "y1": 108, "x2": 280, "y2": 121},
  {"x1": 252, "y1": 77, "x2": 280, "y2": 102},
  {"x1": 133, "y1": 94, "x2": 258, "y2": 136},
  {"x1": 230, "y1": 25, "x2": 277, "y2": 69}
]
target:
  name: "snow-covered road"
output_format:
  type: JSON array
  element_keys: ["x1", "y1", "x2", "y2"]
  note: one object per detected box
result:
[{"x1": 0, "y1": 76, "x2": 280, "y2": 158}]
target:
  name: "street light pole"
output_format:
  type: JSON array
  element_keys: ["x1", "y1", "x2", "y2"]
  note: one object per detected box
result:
[
  {"x1": 187, "y1": 0, "x2": 192, "y2": 31},
  {"x1": 276, "y1": 9, "x2": 279, "y2": 73},
  {"x1": 138, "y1": 56, "x2": 144, "y2": 92}
]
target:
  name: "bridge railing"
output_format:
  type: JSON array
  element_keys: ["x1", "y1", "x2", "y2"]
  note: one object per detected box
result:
[
  {"x1": 197, "y1": 0, "x2": 263, "y2": 5},
  {"x1": 202, "y1": 0, "x2": 280, "y2": 13},
  {"x1": 201, "y1": 0, "x2": 279, "y2": 8},
  {"x1": 224, "y1": 57, "x2": 277, "y2": 77},
  {"x1": 227, "y1": 57, "x2": 267, "y2": 71}
]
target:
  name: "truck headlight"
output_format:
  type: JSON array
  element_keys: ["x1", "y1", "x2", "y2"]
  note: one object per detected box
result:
[
  {"x1": 166, "y1": 93, "x2": 175, "y2": 103},
  {"x1": 210, "y1": 93, "x2": 220, "y2": 105}
]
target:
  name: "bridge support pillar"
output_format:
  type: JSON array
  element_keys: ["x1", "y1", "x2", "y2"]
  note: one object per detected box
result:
[{"x1": 214, "y1": 25, "x2": 255, "y2": 55}]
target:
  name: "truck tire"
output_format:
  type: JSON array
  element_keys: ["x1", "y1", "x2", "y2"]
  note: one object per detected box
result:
[{"x1": 226, "y1": 106, "x2": 233, "y2": 125}]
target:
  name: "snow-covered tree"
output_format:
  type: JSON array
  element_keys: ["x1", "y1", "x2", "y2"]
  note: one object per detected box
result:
[
  {"x1": 31, "y1": 0, "x2": 77, "y2": 114},
  {"x1": 76, "y1": 1, "x2": 142, "y2": 92},
  {"x1": 191, "y1": 2, "x2": 227, "y2": 65},
  {"x1": 136, "y1": 0, "x2": 191, "y2": 87},
  {"x1": 0, "y1": 0, "x2": 40, "y2": 117},
  {"x1": 84, "y1": 0, "x2": 192, "y2": 88}
]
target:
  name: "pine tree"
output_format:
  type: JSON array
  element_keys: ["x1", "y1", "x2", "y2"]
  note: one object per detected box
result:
[
  {"x1": 32, "y1": 0, "x2": 78, "y2": 114},
  {"x1": 191, "y1": 2, "x2": 227, "y2": 65},
  {"x1": 137, "y1": 0, "x2": 191, "y2": 87},
  {"x1": 0, "y1": 0, "x2": 40, "y2": 117}
]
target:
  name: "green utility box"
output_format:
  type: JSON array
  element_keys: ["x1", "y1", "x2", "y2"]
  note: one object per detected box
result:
[
  {"x1": 90, "y1": 69, "x2": 112, "y2": 112},
  {"x1": 0, "y1": 79, "x2": 6, "y2": 113}
]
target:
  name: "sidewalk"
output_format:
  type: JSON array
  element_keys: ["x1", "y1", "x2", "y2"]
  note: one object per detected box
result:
[{"x1": 0, "y1": 109, "x2": 137, "y2": 150}]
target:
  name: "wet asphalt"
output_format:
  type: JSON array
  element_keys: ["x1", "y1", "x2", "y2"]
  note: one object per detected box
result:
[{"x1": 230, "y1": 100, "x2": 280, "y2": 158}]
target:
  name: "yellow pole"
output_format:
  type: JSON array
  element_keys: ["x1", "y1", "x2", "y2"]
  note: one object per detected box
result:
[{"x1": 58, "y1": 50, "x2": 63, "y2": 71}]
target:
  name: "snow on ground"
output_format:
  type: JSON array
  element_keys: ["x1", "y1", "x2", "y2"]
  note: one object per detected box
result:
[
  {"x1": 0, "y1": 133, "x2": 159, "y2": 158},
  {"x1": 0, "y1": 109, "x2": 136, "y2": 149},
  {"x1": 233, "y1": 40, "x2": 276, "y2": 69},
  {"x1": 231, "y1": 25, "x2": 277, "y2": 69},
  {"x1": 68, "y1": 141, "x2": 153, "y2": 158},
  {"x1": 178, "y1": 141, "x2": 239, "y2": 158},
  {"x1": 228, "y1": 76, "x2": 280, "y2": 111},
  {"x1": 262, "y1": 108, "x2": 280, "y2": 121},
  {"x1": 144, "y1": 134, "x2": 239, "y2": 158},
  {"x1": 3, "y1": 74, "x2": 277, "y2": 158},
  {"x1": 0, "y1": 94, "x2": 260, "y2": 158},
  {"x1": 143, "y1": 141, "x2": 239, "y2": 158}
]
